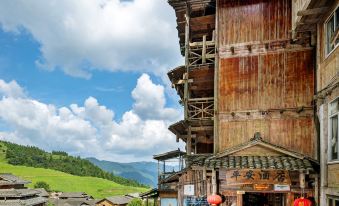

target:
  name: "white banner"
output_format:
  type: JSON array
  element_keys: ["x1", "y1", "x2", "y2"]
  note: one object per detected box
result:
[{"x1": 184, "y1": 185, "x2": 194, "y2": 196}]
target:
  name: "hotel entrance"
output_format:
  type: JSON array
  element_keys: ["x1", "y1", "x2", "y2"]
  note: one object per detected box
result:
[{"x1": 243, "y1": 193, "x2": 285, "y2": 206}]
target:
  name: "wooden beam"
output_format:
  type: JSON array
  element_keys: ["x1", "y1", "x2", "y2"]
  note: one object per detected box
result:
[
  {"x1": 187, "y1": 126, "x2": 192, "y2": 155},
  {"x1": 174, "y1": 78, "x2": 193, "y2": 85},
  {"x1": 297, "y1": 7, "x2": 328, "y2": 16},
  {"x1": 190, "y1": 126, "x2": 214, "y2": 132},
  {"x1": 331, "y1": 29, "x2": 339, "y2": 46},
  {"x1": 202, "y1": 35, "x2": 207, "y2": 64}
]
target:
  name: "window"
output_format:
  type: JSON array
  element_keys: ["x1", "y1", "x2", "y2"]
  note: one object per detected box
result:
[
  {"x1": 328, "y1": 196, "x2": 339, "y2": 206},
  {"x1": 326, "y1": 6, "x2": 339, "y2": 55},
  {"x1": 329, "y1": 98, "x2": 339, "y2": 161}
]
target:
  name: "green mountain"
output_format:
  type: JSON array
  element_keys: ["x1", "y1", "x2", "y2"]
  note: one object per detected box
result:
[
  {"x1": 87, "y1": 158, "x2": 159, "y2": 187},
  {"x1": 0, "y1": 141, "x2": 147, "y2": 188},
  {"x1": 0, "y1": 160, "x2": 147, "y2": 198},
  {"x1": 87, "y1": 158, "x2": 180, "y2": 187}
]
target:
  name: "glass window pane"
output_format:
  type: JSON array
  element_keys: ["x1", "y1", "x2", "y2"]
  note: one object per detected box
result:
[
  {"x1": 336, "y1": 8, "x2": 339, "y2": 29},
  {"x1": 329, "y1": 198, "x2": 333, "y2": 206},
  {"x1": 330, "y1": 115, "x2": 339, "y2": 160},
  {"x1": 335, "y1": 199, "x2": 339, "y2": 206},
  {"x1": 327, "y1": 16, "x2": 335, "y2": 54},
  {"x1": 330, "y1": 99, "x2": 339, "y2": 115}
]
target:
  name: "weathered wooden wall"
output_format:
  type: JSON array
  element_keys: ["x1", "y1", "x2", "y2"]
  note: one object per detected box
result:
[
  {"x1": 217, "y1": 48, "x2": 316, "y2": 157},
  {"x1": 218, "y1": 0, "x2": 291, "y2": 46},
  {"x1": 319, "y1": 48, "x2": 339, "y2": 90},
  {"x1": 218, "y1": 117, "x2": 315, "y2": 157},
  {"x1": 159, "y1": 191, "x2": 177, "y2": 198},
  {"x1": 178, "y1": 170, "x2": 212, "y2": 197},
  {"x1": 317, "y1": 38, "x2": 339, "y2": 91},
  {"x1": 328, "y1": 164, "x2": 339, "y2": 188},
  {"x1": 215, "y1": 0, "x2": 316, "y2": 158},
  {"x1": 218, "y1": 49, "x2": 314, "y2": 112}
]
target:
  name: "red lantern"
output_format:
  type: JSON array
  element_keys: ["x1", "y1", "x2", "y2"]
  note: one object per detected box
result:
[
  {"x1": 294, "y1": 197, "x2": 312, "y2": 206},
  {"x1": 207, "y1": 194, "x2": 222, "y2": 205}
]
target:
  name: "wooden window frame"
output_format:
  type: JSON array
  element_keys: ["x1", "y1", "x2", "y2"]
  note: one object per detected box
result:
[
  {"x1": 324, "y1": 3, "x2": 339, "y2": 58},
  {"x1": 327, "y1": 196, "x2": 339, "y2": 206},
  {"x1": 328, "y1": 97, "x2": 339, "y2": 163}
]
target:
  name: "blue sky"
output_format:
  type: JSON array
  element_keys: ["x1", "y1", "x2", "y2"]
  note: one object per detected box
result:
[{"x1": 0, "y1": 0, "x2": 184, "y2": 162}]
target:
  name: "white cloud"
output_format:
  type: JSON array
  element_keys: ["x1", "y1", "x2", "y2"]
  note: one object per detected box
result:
[
  {"x1": 0, "y1": 80, "x2": 25, "y2": 98},
  {"x1": 0, "y1": 76, "x2": 183, "y2": 162},
  {"x1": 0, "y1": 0, "x2": 183, "y2": 79},
  {"x1": 132, "y1": 74, "x2": 180, "y2": 120}
]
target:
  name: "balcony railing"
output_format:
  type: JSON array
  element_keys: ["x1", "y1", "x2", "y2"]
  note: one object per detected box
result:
[
  {"x1": 188, "y1": 36, "x2": 215, "y2": 67},
  {"x1": 187, "y1": 97, "x2": 214, "y2": 120}
]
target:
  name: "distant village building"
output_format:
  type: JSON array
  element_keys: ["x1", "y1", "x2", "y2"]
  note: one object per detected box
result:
[
  {"x1": 96, "y1": 195, "x2": 134, "y2": 206},
  {"x1": 50, "y1": 191, "x2": 96, "y2": 206},
  {"x1": 59, "y1": 192, "x2": 93, "y2": 200},
  {"x1": 0, "y1": 173, "x2": 48, "y2": 206},
  {"x1": 155, "y1": 0, "x2": 338, "y2": 206},
  {"x1": 50, "y1": 198, "x2": 96, "y2": 206},
  {"x1": 152, "y1": 150, "x2": 185, "y2": 206}
]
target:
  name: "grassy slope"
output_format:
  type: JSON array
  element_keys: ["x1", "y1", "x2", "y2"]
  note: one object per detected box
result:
[{"x1": 0, "y1": 144, "x2": 147, "y2": 199}]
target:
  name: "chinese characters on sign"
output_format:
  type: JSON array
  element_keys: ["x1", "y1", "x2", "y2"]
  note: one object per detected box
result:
[{"x1": 224, "y1": 169, "x2": 291, "y2": 185}]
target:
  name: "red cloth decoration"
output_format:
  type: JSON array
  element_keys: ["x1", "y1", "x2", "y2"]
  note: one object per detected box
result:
[
  {"x1": 207, "y1": 194, "x2": 222, "y2": 205},
  {"x1": 294, "y1": 197, "x2": 312, "y2": 206}
]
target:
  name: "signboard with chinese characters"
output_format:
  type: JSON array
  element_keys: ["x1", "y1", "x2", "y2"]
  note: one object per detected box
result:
[
  {"x1": 222, "y1": 169, "x2": 291, "y2": 185},
  {"x1": 184, "y1": 184, "x2": 195, "y2": 196},
  {"x1": 274, "y1": 184, "x2": 290, "y2": 191}
]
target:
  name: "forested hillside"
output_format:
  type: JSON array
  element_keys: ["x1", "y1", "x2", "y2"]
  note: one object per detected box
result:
[{"x1": 0, "y1": 141, "x2": 147, "y2": 188}]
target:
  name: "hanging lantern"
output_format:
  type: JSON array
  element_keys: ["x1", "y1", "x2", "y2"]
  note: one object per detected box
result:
[
  {"x1": 207, "y1": 194, "x2": 222, "y2": 205},
  {"x1": 294, "y1": 197, "x2": 312, "y2": 206}
]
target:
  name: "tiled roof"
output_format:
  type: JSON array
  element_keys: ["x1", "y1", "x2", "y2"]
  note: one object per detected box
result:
[
  {"x1": 0, "y1": 196, "x2": 47, "y2": 206},
  {"x1": 50, "y1": 198, "x2": 95, "y2": 206},
  {"x1": 34, "y1": 188, "x2": 49, "y2": 197},
  {"x1": 187, "y1": 155, "x2": 315, "y2": 171},
  {"x1": 59, "y1": 192, "x2": 89, "y2": 198},
  {"x1": 101, "y1": 196, "x2": 133, "y2": 205},
  {"x1": 0, "y1": 189, "x2": 39, "y2": 198},
  {"x1": 153, "y1": 149, "x2": 185, "y2": 161},
  {"x1": 0, "y1": 174, "x2": 30, "y2": 186}
]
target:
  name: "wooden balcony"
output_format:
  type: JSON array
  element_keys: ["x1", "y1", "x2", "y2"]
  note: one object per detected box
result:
[
  {"x1": 188, "y1": 36, "x2": 215, "y2": 67},
  {"x1": 187, "y1": 97, "x2": 214, "y2": 120}
]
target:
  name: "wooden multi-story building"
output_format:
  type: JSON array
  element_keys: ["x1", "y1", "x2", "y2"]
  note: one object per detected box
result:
[
  {"x1": 313, "y1": 0, "x2": 339, "y2": 205},
  {"x1": 162, "y1": 0, "x2": 338, "y2": 205}
]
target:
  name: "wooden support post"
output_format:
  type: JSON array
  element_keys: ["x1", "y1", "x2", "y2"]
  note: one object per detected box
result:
[
  {"x1": 212, "y1": 169, "x2": 217, "y2": 194},
  {"x1": 184, "y1": 5, "x2": 190, "y2": 120},
  {"x1": 203, "y1": 167, "x2": 207, "y2": 181},
  {"x1": 314, "y1": 174, "x2": 319, "y2": 205},
  {"x1": 183, "y1": 73, "x2": 189, "y2": 120},
  {"x1": 163, "y1": 160, "x2": 166, "y2": 174},
  {"x1": 187, "y1": 126, "x2": 192, "y2": 155},
  {"x1": 202, "y1": 35, "x2": 206, "y2": 64},
  {"x1": 202, "y1": 167, "x2": 206, "y2": 195},
  {"x1": 206, "y1": 177, "x2": 211, "y2": 195},
  {"x1": 236, "y1": 194, "x2": 243, "y2": 206},
  {"x1": 286, "y1": 193, "x2": 294, "y2": 206},
  {"x1": 157, "y1": 160, "x2": 160, "y2": 177}
]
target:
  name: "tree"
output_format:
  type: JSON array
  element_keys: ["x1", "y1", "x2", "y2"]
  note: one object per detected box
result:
[
  {"x1": 34, "y1": 181, "x2": 51, "y2": 192},
  {"x1": 127, "y1": 199, "x2": 143, "y2": 206}
]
